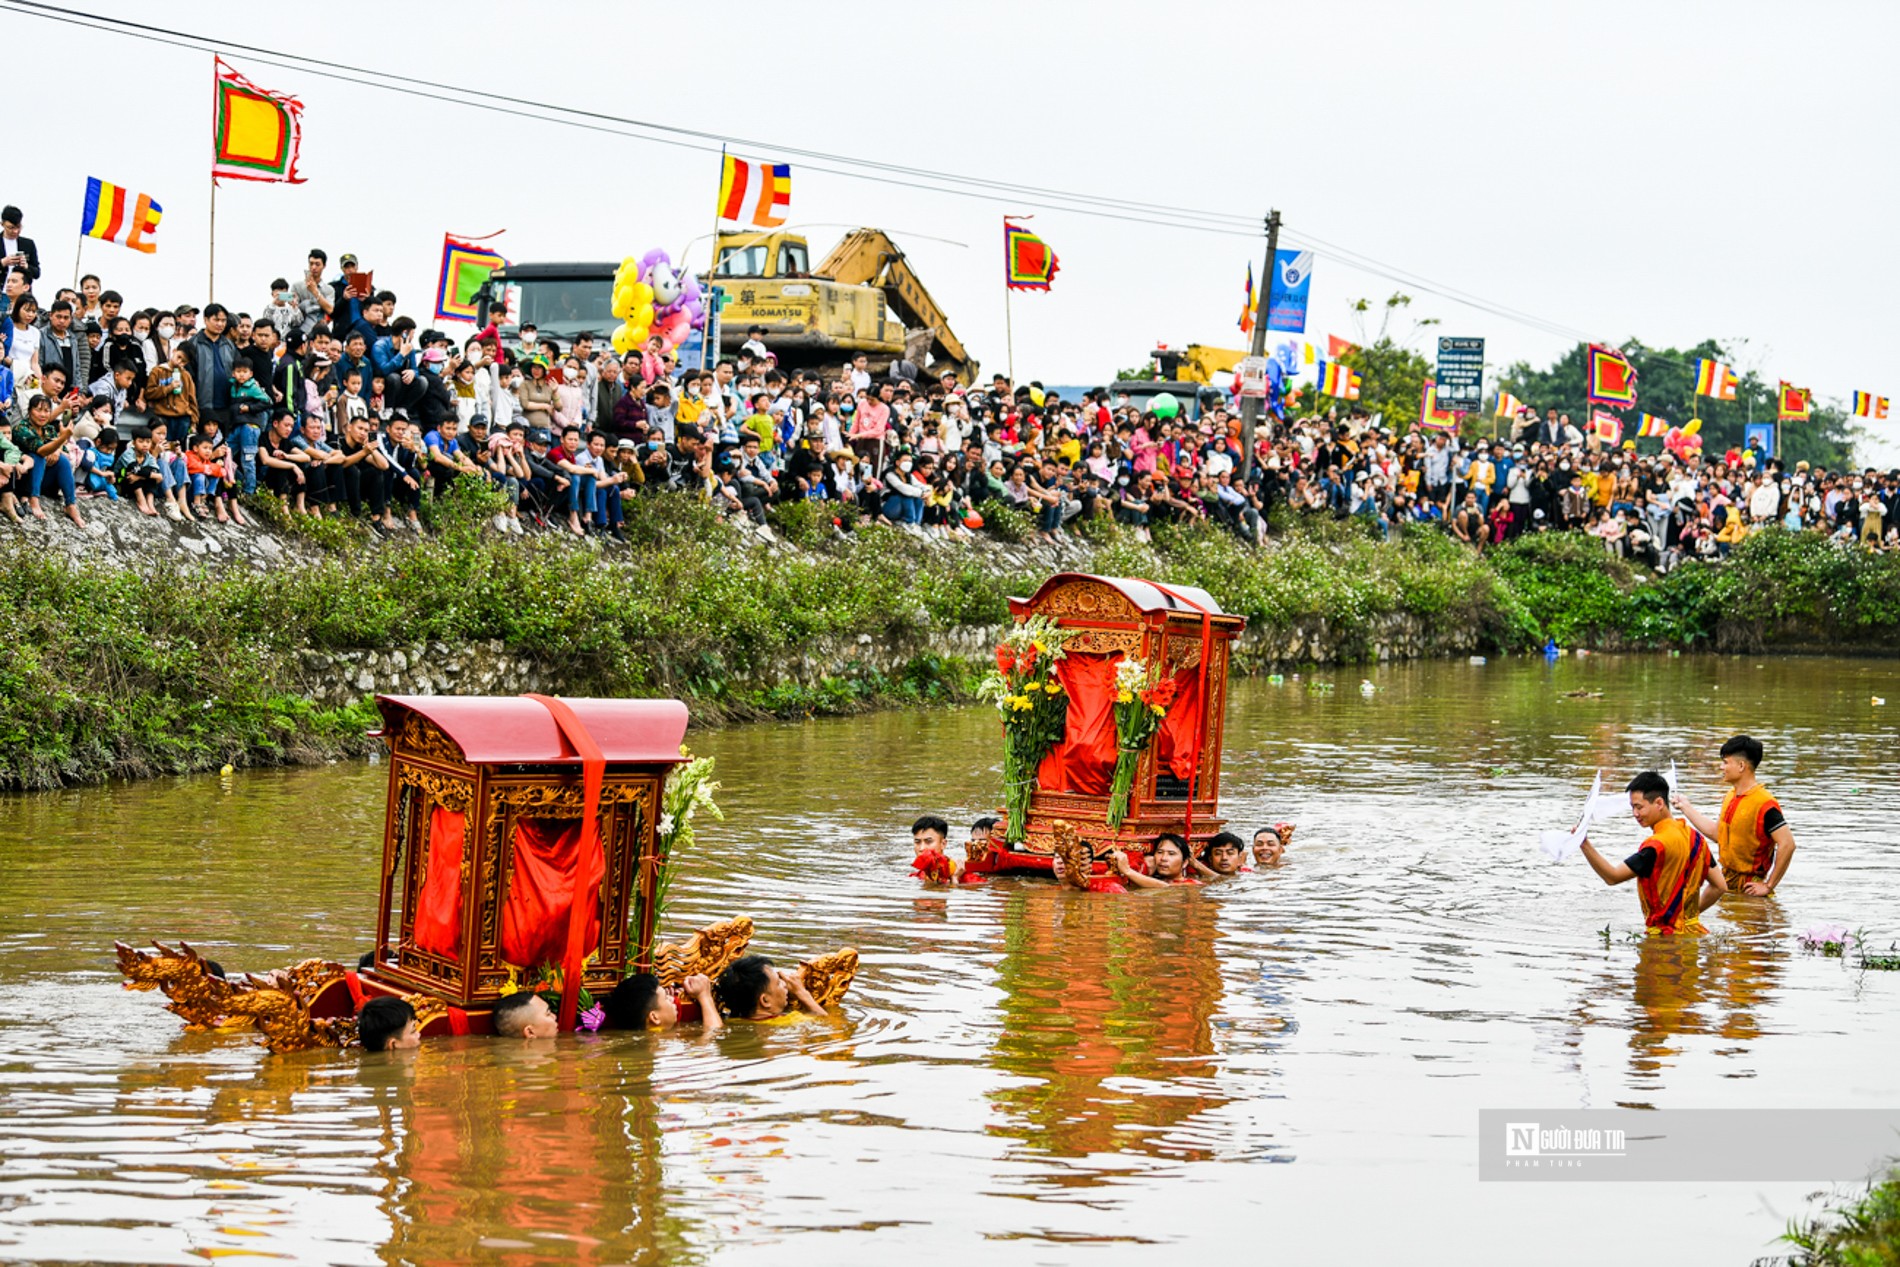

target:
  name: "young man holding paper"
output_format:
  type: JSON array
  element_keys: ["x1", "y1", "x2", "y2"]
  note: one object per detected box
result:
[{"x1": 1580, "y1": 771, "x2": 1727, "y2": 936}]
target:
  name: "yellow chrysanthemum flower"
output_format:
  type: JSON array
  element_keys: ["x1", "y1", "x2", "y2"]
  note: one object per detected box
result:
[{"x1": 1117, "y1": 690, "x2": 1134, "y2": 703}]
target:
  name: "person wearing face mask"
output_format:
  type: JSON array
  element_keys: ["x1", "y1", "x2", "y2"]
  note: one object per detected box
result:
[{"x1": 881, "y1": 451, "x2": 926, "y2": 527}]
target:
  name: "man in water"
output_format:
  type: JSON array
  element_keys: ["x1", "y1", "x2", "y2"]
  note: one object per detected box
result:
[
  {"x1": 493, "y1": 990, "x2": 560, "y2": 1039},
  {"x1": 1580, "y1": 771, "x2": 1727, "y2": 935},
  {"x1": 1252, "y1": 825, "x2": 1290, "y2": 868},
  {"x1": 605, "y1": 972, "x2": 722, "y2": 1034},
  {"x1": 358, "y1": 996, "x2": 422, "y2": 1051},
  {"x1": 1191, "y1": 832, "x2": 1248, "y2": 879},
  {"x1": 1672, "y1": 735, "x2": 1796, "y2": 897},
  {"x1": 911, "y1": 814, "x2": 950, "y2": 860},
  {"x1": 713, "y1": 955, "x2": 827, "y2": 1020}
]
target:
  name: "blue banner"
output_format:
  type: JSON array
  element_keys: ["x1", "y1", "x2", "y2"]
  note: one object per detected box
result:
[{"x1": 1266, "y1": 249, "x2": 1312, "y2": 333}]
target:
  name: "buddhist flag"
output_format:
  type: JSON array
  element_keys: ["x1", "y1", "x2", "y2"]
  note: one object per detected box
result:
[
  {"x1": 1585, "y1": 344, "x2": 1638, "y2": 407},
  {"x1": 80, "y1": 178, "x2": 162, "y2": 254},
  {"x1": 1328, "y1": 334, "x2": 1359, "y2": 360},
  {"x1": 1004, "y1": 220, "x2": 1059, "y2": 291},
  {"x1": 1852, "y1": 391, "x2": 1889, "y2": 419},
  {"x1": 1417, "y1": 382, "x2": 1458, "y2": 431},
  {"x1": 1694, "y1": 358, "x2": 1738, "y2": 401},
  {"x1": 717, "y1": 154, "x2": 791, "y2": 228},
  {"x1": 1635, "y1": 413, "x2": 1670, "y2": 438},
  {"x1": 1777, "y1": 382, "x2": 1811, "y2": 421},
  {"x1": 212, "y1": 58, "x2": 304, "y2": 184},
  {"x1": 1495, "y1": 391, "x2": 1524, "y2": 419},
  {"x1": 1590, "y1": 411, "x2": 1623, "y2": 444},
  {"x1": 1319, "y1": 362, "x2": 1361, "y2": 400},
  {"x1": 1239, "y1": 261, "x2": 1255, "y2": 335},
  {"x1": 435, "y1": 235, "x2": 507, "y2": 324}
]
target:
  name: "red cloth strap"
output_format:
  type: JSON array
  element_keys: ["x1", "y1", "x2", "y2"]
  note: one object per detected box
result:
[
  {"x1": 523, "y1": 693, "x2": 605, "y2": 1031},
  {"x1": 342, "y1": 971, "x2": 367, "y2": 1012},
  {"x1": 1147, "y1": 583, "x2": 1215, "y2": 845},
  {"x1": 447, "y1": 1006, "x2": 470, "y2": 1036}
]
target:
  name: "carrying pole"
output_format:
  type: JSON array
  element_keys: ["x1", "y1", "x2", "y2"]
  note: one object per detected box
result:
[{"x1": 1238, "y1": 209, "x2": 1281, "y2": 479}]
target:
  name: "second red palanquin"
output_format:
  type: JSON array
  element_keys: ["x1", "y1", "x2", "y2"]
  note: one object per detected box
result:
[{"x1": 966, "y1": 574, "x2": 1246, "y2": 877}]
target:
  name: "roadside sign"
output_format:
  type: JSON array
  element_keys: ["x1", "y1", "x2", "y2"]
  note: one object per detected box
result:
[{"x1": 1434, "y1": 337, "x2": 1485, "y2": 415}]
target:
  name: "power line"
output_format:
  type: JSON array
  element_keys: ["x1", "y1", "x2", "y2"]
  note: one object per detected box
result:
[
  {"x1": 1, "y1": 0, "x2": 1684, "y2": 354},
  {"x1": 0, "y1": 0, "x2": 1261, "y2": 235}
]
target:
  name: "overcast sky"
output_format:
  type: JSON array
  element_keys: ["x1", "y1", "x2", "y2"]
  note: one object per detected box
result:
[{"x1": 14, "y1": 0, "x2": 1896, "y2": 463}]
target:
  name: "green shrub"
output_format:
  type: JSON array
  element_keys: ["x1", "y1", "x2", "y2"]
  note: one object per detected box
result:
[{"x1": 980, "y1": 503, "x2": 1035, "y2": 543}]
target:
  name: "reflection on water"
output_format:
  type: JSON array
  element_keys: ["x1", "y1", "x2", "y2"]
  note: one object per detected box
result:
[{"x1": 1, "y1": 654, "x2": 1897, "y2": 1264}]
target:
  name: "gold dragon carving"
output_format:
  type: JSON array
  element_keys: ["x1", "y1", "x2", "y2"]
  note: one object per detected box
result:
[
  {"x1": 117, "y1": 940, "x2": 447, "y2": 1053},
  {"x1": 798, "y1": 947, "x2": 860, "y2": 1010},
  {"x1": 653, "y1": 916, "x2": 755, "y2": 987}
]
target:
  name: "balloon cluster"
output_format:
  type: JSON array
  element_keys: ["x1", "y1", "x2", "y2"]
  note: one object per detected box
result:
[
  {"x1": 610, "y1": 249, "x2": 707, "y2": 357},
  {"x1": 1663, "y1": 417, "x2": 1703, "y2": 461}
]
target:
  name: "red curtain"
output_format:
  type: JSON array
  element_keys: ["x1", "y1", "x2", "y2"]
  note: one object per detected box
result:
[
  {"x1": 1037, "y1": 652, "x2": 1122, "y2": 795},
  {"x1": 413, "y1": 807, "x2": 465, "y2": 959},
  {"x1": 499, "y1": 818, "x2": 605, "y2": 970},
  {"x1": 1153, "y1": 665, "x2": 1205, "y2": 782}
]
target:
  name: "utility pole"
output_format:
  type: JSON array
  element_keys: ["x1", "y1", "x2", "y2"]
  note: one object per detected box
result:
[{"x1": 1239, "y1": 209, "x2": 1281, "y2": 479}]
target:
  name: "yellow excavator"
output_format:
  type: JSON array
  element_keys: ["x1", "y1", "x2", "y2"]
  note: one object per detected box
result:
[
  {"x1": 710, "y1": 228, "x2": 979, "y2": 384},
  {"x1": 1149, "y1": 343, "x2": 1249, "y2": 385}
]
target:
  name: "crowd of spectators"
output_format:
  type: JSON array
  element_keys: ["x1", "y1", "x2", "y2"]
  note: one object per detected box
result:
[{"x1": 0, "y1": 207, "x2": 1892, "y2": 565}]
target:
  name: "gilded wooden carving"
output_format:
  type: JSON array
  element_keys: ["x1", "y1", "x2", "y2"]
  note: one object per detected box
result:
[
  {"x1": 1062, "y1": 628, "x2": 1144, "y2": 655},
  {"x1": 654, "y1": 916, "x2": 755, "y2": 987},
  {"x1": 398, "y1": 715, "x2": 465, "y2": 766},
  {"x1": 397, "y1": 764, "x2": 474, "y2": 815},
  {"x1": 1036, "y1": 580, "x2": 1139, "y2": 622}
]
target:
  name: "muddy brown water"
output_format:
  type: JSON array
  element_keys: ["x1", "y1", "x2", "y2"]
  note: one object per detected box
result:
[{"x1": 1, "y1": 655, "x2": 1896, "y2": 1265}]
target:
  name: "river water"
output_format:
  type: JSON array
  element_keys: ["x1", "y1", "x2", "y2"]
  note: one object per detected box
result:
[{"x1": 1, "y1": 655, "x2": 1897, "y2": 1265}]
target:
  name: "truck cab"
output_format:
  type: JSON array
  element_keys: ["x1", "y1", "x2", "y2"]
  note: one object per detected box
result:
[{"x1": 475, "y1": 261, "x2": 617, "y2": 344}]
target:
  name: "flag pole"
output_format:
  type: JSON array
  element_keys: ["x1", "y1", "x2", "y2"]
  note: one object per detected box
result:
[
  {"x1": 1237, "y1": 209, "x2": 1280, "y2": 480},
  {"x1": 207, "y1": 53, "x2": 218, "y2": 302},
  {"x1": 1005, "y1": 280, "x2": 1015, "y2": 385},
  {"x1": 704, "y1": 145, "x2": 727, "y2": 372},
  {"x1": 71, "y1": 234, "x2": 83, "y2": 290}
]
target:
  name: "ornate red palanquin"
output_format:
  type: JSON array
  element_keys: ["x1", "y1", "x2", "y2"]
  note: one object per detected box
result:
[
  {"x1": 313, "y1": 695, "x2": 688, "y2": 1034},
  {"x1": 967, "y1": 574, "x2": 1246, "y2": 877}
]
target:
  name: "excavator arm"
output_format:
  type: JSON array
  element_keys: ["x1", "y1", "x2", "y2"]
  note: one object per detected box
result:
[{"x1": 818, "y1": 229, "x2": 977, "y2": 381}]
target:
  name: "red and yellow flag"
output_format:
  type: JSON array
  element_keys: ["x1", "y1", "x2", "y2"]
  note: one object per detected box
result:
[
  {"x1": 1004, "y1": 220, "x2": 1059, "y2": 291},
  {"x1": 212, "y1": 58, "x2": 304, "y2": 184},
  {"x1": 1585, "y1": 344, "x2": 1638, "y2": 407},
  {"x1": 1777, "y1": 382, "x2": 1811, "y2": 422}
]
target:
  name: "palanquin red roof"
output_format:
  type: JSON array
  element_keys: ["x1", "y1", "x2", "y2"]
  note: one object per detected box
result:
[{"x1": 375, "y1": 695, "x2": 690, "y2": 766}]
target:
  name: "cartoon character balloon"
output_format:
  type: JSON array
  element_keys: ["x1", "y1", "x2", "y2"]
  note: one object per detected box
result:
[{"x1": 610, "y1": 247, "x2": 708, "y2": 358}]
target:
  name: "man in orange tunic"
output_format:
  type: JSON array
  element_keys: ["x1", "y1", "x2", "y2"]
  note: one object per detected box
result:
[
  {"x1": 1672, "y1": 735, "x2": 1797, "y2": 897},
  {"x1": 1580, "y1": 771, "x2": 1728, "y2": 935}
]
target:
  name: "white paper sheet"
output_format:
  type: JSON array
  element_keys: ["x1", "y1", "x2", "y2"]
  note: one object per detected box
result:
[{"x1": 1538, "y1": 770, "x2": 1603, "y2": 862}]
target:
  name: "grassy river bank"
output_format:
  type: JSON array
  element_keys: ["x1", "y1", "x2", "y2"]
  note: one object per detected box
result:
[{"x1": 2, "y1": 485, "x2": 1896, "y2": 790}]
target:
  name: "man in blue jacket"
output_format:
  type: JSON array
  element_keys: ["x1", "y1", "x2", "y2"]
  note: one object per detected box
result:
[
  {"x1": 181, "y1": 304, "x2": 239, "y2": 424},
  {"x1": 372, "y1": 316, "x2": 426, "y2": 416}
]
